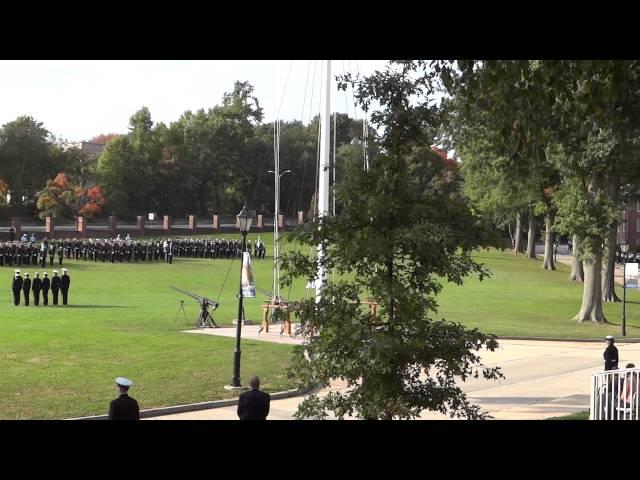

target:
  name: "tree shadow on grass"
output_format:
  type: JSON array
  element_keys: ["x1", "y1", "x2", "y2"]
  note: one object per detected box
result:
[{"x1": 58, "y1": 305, "x2": 138, "y2": 309}]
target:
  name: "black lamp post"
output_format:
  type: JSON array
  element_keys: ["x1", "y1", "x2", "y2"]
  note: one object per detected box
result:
[
  {"x1": 621, "y1": 242, "x2": 629, "y2": 337},
  {"x1": 226, "y1": 205, "x2": 253, "y2": 390}
]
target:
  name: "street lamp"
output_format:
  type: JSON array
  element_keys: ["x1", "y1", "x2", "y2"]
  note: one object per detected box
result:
[
  {"x1": 226, "y1": 205, "x2": 253, "y2": 390},
  {"x1": 621, "y1": 242, "x2": 629, "y2": 337}
]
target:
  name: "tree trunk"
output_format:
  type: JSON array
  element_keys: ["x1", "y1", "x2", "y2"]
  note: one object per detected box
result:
[
  {"x1": 569, "y1": 235, "x2": 584, "y2": 282},
  {"x1": 602, "y1": 223, "x2": 621, "y2": 302},
  {"x1": 575, "y1": 250, "x2": 607, "y2": 322},
  {"x1": 526, "y1": 214, "x2": 536, "y2": 259},
  {"x1": 541, "y1": 214, "x2": 555, "y2": 270},
  {"x1": 513, "y1": 212, "x2": 524, "y2": 255}
]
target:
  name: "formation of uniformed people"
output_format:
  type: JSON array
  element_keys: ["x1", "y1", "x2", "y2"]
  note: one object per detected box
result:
[
  {"x1": 1, "y1": 236, "x2": 268, "y2": 267},
  {"x1": 12, "y1": 268, "x2": 70, "y2": 306}
]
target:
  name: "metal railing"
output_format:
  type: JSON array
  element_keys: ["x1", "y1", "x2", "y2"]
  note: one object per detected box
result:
[{"x1": 590, "y1": 367, "x2": 640, "y2": 420}]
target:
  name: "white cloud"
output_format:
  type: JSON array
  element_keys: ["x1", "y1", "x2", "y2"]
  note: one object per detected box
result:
[{"x1": 0, "y1": 60, "x2": 389, "y2": 141}]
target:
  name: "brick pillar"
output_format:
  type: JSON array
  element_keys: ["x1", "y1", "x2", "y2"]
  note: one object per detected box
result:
[
  {"x1": 188, "y1": 215, "x2": 197, "y2": 234},
  {"x1": 108, "y1": 216, "x2": 117, "y2": 236},
  {"x1": 163, "y1": 215, "x2": 172, "y2": 232},
  {"x1": 257, "y1": 214, "x2": 264, "y2": 230},
  {"x1": 212, "y1": 215, "x2": 219, "y2": 230},
  {"x1": 45, "y1": 216, "x2": 55, "y2": 237},
  {"x1": 278, "y1": 214, "x2": 285, "y2": 229},
  {"x1": 136, "y1": 216, "x2": 145, "y2": 235},
  {"x1": 297, "y1": 211, "x2": 304, "y2": 225},
  {"x1": 77, "y1": 216, "x2": 86, "y2": 237}
]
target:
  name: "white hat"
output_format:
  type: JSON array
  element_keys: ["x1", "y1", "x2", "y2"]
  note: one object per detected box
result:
[
  {"x1": 53, "y1": 270, "x2": 58, "y2": 273},
  {"x1": 35, "y1": 272, "x2": 39, "y2": 275},
  {"x1": 25, "y1": 273, "x2": 29, "y2": 277},
  {"x1": 606, "y1": 335, "x2": 615, "y2": 340},
  {"x1": 115, "y1": 377, "x2": 133, "y2": 387},
  {"x1": 43, "y1": 272, "x2": 48, "y2": 276},
  {"x1": 14, "y1": 269, "x2": 20, "y2": 274},
  {"x1": 62, "y1": 268, "x2": 68, "y2": 272}
]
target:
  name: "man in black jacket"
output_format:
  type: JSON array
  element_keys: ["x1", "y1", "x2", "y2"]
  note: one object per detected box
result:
[
  {"x1": 61, "y1": 268, "x2": 71, "y2": 305},
  {"x1": 12, "y1": 270, "x2": 23, "y2": 306},
  {"x1": 237, "y1": 376, "x2": 270, "y2": 420},
  {"x1": 32, "y1": 272, "x2": 42, "y2": 306},
  {"x1": 22, "y1": 273, "x2": 31, "y2": 306},
  {"x1": 41, "y1": 272, "x2": 50, "y2": 306},
  {"x1": 51, "y1": 270, "x2": 61, "y2": 306},
  {"x1": 604, "y1": 335, "x2": 619, "y2": 371},
  {"x1": 108, "y1": 377, "x2": 140, "y2": 420}
]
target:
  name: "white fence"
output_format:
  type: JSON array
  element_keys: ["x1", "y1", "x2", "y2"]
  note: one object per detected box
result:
[{"x1": 590, "y1": 367, "x2": 640, "y2": 420}]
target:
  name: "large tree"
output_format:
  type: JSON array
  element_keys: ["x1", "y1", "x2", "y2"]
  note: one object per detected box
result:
[{"x1": 281, "y1": 61, "x2": 502, "y2": 420}]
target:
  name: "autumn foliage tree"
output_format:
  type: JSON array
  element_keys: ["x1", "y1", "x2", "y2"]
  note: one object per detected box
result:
[
  {"x1": 89, "y1": 133, "x2": 120, "y2": 145},
  {"x1": 36, "y1": 173, "x2": 106, "y2": 220}
]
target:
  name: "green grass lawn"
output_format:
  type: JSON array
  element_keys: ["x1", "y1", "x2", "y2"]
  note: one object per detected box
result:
[
  {"x1": 436, "y1": 249, "x2": 640, "y2": 339},
  {"x1": 1, "y1": 232, "x2": 302, "y2": 419},
  {"x1": 2, "y1": 234, "x2": 637, "y2": 419}
]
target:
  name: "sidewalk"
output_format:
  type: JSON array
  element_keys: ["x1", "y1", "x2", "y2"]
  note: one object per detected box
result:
[{"x1": 146, "y1": 324, "x2": 640, "y2": 420}]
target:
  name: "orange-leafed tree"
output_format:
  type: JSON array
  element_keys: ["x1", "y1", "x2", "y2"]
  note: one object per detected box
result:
[
  {"x1": 36, "y1": 173, "x2": 106, "y2": 220},
  {"x1": 89, "y1": 133, "x2": 120, "y2": 145}
]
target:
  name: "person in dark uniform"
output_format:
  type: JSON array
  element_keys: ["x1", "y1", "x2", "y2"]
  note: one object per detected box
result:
[
  {"x1": 237, "y1": 375, "x2": 270, "y2": 420},
  {"x1": 8, "y1": 226, "x2": 16, "y2": 242},
  {"x1": 22, "y1": 273, "x2": 31, "y2": 306},
  {"x1": 41, "y1": 272, "x2": 50, "y2": 306},
  {"x1": 51, "y1": 270, "x2": 61, "y2": 306},
  {"x1": 32, "y1": 272, "x2": 42, "y2": 306},
  {"x1": 61, "y1": 268, "x2": 71, "y2": 305},
  {"x1": 12, "y1": 269, "x2": 23, "y2": 306},
  {"x1": 604, "y1": 335, "x2": 619, "y2": 371},
  {"x1": 108, "y1": 377, "x2": 140, "y2": 420},
  {"x1": 57, "y1": 243, "x2": 64, "y2": 266}
]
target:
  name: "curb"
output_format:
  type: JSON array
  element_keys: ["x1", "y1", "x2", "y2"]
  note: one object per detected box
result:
[
  {"x1": 497, "y1": 336, "x2": 640, "y2": 343},
  {"x1": 67, "y1": 388, "x2": 303, "y2": 420}
]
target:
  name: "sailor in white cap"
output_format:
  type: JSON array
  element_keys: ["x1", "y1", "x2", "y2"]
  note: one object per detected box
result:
[
  {"x1": 32, "y1": 272, "x2": 42, "y2": 306},
  {"x1": 109, "y1": 377, "x2": 140, "y2": 420},
  {"x1": 51, "y1": 270, "x2": 61, "y2": 306},
  {"x1": 12, "y1": 270, "x2": 23, "y2": 306},
  {"x1": 604, "y1": 335, "x2": 619, "y2": 371},
  {"x1": 22, "y1": 273, "x2": 31, "y2": 306},
  {"x1": 61, "y1": 268, "x2": 71, "y2": 305},
  {"x1": 41, "y1": 272, "x2": 50, "y2": 306}
]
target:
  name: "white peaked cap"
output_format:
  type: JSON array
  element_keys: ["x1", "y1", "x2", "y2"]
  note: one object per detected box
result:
[{"x1": 115, "y1": 377, "x2": 133, "y2": 387}]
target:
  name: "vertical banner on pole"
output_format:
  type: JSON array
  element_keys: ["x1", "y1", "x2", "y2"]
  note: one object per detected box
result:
[
  {"x1": 625, "y1": 263, "x2": 639, "y2": 288},
  {"x1": 241, "y1": 252, "x2": 256, "y2": 298}
]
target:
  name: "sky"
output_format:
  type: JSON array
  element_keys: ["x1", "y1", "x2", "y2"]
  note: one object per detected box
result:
[{"x1": 0, "y1": 60, "x2": 389, "y2": 142}]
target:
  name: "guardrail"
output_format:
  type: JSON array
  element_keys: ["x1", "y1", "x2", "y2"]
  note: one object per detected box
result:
[{"x1": 590, "y1": 367, "x2": 640, "y2": 420}]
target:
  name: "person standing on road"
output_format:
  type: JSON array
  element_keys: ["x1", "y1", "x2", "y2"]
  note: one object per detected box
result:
[
  {"x1": 604, "y1": 335, "x2": 619, "y2": 371},
  {"x1": 237, "y1": 375, "x2": 270, "y2": 420}
]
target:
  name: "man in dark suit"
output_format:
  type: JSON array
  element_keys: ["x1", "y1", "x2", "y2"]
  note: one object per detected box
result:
[
  {"x1": 51, "y1": 270, "x2": 61, "y2": 305},
  {"x1": 12, "y1": 270, "x2": 23, "y2": 306},
  {"x1": 604, "y1": 335, "x2": 619, "y2": 371},
  {"x1": 61, "y1": 268, "x2": 71, "y2": 305},
  {"x1": 41, "y1": 272, "x2": 50, "y2": 306},
  {"x1": 108, "y1": 377, "x2": 140, "y2": 420},
  {"x1": 237, "y1": 376, "x2": 270, "y2": 420},
  {"x1": 22, "y1": 273, "x2": 31, "y2": 306}
]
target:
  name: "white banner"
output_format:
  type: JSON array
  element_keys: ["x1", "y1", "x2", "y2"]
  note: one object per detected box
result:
[
  {"x1": 241, "y1": 251, "x2": 256, "y2": 298},
  {"x1": 625, "y1": 263, "x2": 639, "y2": 288}
]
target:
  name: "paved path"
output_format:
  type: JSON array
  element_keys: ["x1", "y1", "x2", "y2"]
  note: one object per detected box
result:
[{"x1": 146, "y1": 324, "x2": 640, "y2": 420}]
